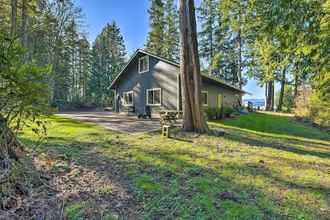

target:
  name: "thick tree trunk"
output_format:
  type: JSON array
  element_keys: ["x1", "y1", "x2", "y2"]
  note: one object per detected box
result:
[
  {"x1": 21, "y1": 0, "x2": 28, "y2": 47},
  {"x1": 0, "y1": 116, "x2": 22, "y2": 161},
  {"x1": 277, "y1": 68, "x2": 286, "y2": 112},
  {"x1": 265, "y1": 80, "x2": 274, "y2": 111},
  {"x1": 179, "y1": 0, "x2": 208, "y2": 133},
  {"x1": 11, "y1": 0, "x2": 17, "y2": 36}
]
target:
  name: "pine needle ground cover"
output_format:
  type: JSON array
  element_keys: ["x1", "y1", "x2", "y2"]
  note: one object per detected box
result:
[{"x1": 18, "y1": 112, "x2": 330, "y2": 219}]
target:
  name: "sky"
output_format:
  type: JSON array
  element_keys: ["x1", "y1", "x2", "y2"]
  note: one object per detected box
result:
[{"x1": 74, "y1": 0, "x2": 266, "y2": 100}]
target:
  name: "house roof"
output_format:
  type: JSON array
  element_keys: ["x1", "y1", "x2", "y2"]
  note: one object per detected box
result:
[{"x1": 110, "y1": 49, "x2": 247, "y2": 94}]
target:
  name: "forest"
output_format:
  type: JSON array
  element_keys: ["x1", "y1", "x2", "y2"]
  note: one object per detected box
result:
[{"x1": 1, "y1": 0, "x2": 329, "y2": 113}]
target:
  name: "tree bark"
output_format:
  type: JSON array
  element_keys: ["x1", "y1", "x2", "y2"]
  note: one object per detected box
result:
[
  {"x1": 179, "y1": 0, "x2": 208, "y2": 133},
  {"x1": 266, "y1": 80, "x2": 274, "y2": 111},
  {"x1": 21, "y1": 0, "x2": 28, "y2": 47},
  {"x1": 11, "y1": 0, "x2": 17, "y2": 37},
  {"x1": 277, "y1": 67, "x2": 286, "y2": 112},
  {"x1": 293, "y1": 73, "x2": 299, "y2": 98}
]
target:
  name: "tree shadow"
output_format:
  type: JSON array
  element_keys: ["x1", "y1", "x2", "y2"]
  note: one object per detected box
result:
[
  {"x1": 18, "y1": 129, "x2": 330, "y2": 219},
  {"x1": 222, "y1": 130, "x2": 330, "y2": 159},
  {"x1": 214, "y1": 112, "x2": 330, "y2": 142}
]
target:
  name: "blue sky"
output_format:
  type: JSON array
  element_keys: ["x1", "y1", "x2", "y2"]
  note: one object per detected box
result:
[{"x1": 74, "y1": 0, "x2": 265, "y2": 99}]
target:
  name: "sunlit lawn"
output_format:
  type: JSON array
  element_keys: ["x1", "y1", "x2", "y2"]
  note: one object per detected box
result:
[{"x1": 20, "y1": 112, "x2": 330, "y2": 219}]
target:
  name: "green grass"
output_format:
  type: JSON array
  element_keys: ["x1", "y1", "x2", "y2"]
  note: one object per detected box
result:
[{"x1": 20, "y1": 112, "x2": 330, "y2": 219}]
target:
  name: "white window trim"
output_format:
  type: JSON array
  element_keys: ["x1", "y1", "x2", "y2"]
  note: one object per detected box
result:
[
  {"x1": 123, "y1": 91, "x2": 134, "y2": 106},
  {"x1": 146, "y1": 88, "x2": 162, "y2": 106},
  {"x1": 138, "y1": 55, "x2": 149, "y2": 73},
  {"x1": 201, "y1": 90, "x2": 208, "y2": 106}
]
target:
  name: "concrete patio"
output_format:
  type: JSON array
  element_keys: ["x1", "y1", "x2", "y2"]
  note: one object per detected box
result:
[{"x1": 56, "y1": 111, "x2": 162, "y2": 134}]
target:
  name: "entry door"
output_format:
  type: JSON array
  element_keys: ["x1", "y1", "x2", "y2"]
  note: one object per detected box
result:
[{"x1": 217, "y1": 94, "x2": 223, "y2": 108}]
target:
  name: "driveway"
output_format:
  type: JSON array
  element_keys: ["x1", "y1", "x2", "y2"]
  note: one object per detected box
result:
[{"x1": 56, "y1": 111, "x2": 161, "y2": 134}]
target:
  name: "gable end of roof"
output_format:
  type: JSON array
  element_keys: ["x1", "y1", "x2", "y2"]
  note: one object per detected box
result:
[{"x1": 110, "y1": 49, "x2": 247, "y2": 94}]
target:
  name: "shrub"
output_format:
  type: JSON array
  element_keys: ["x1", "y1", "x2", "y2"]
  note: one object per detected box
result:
[
  {"x1": 205, "y1": 107, "x2": 218, "y2": 120},
  {"x1": 223, "y1": 107, "x2": 234, "y2": 117},
  {"x1": 294, "y1": 85, "x2": 330, "y2": 129},
  {"x1": 204, "y1": 107, "x2": 234, "y2": 120}
]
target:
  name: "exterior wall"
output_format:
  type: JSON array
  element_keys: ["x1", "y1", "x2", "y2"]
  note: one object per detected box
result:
[
  {"x1": 114, "y1": 54, "x2": 179, "y2": 115},
  {"x1": 113, "y1": 51, "x2": 242, "y2": 115},
  {"x1": 201, "y1": 80, "x2": 241, "y2": 108}
]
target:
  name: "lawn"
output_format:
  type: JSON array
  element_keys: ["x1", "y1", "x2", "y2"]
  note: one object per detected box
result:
[{"x1": 19, "y1": 112, "x2": 330, "y2": 219}]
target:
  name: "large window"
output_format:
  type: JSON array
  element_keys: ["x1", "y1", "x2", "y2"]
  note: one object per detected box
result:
[
  {"x1": 139, "y1": 55, "x2": 149, "y2": 73},
  {"x1": 201, "y1": 91, "x2": 208, "y2": 106},
  {"x1": 123, "y1": 91, "x2": 133, "y2": 106},
  {"x1": 146, "y1": 88, "x2": 161, "y2": 106}
]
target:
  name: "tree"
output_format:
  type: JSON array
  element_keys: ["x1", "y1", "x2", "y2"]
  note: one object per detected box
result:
[
  {"x1": 163, "y1": 0, "x2": 180, "y2": 61},
  {"x1": 179, "y1": 0, "x2": 208, "y2": 133},
  {"x1": 276, "y1": 85, "x2": 294, "y2": 112},
  {"x1": 89, "y1": 22, "x2": 127, "y2": 106},
  {"x1": 0, "y1": 28, "x2": 50, "y2": 166},
  {"x1": 220, "y1": 0, "x2": 249, "y2": 89},
  {"x1": 198, "y1": 0, "x2": 219, "y2": 67},
  {"x1": 145, "y1": 0, "x2": 165, "y2": 55}
]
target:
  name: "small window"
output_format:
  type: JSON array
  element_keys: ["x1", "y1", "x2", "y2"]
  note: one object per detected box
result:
[
  {"x1": 139, "y1": 55, "x2": 149, "y2": 73},
  {"x1": 147, "y1": 88, "x2": 161, "y2": 106},
  {"x1": 123, "y1": 91, "x2": 133, "y2": 106},
  {"x1": 201, "y1": 91, "x2": 208, "y2": 106}
]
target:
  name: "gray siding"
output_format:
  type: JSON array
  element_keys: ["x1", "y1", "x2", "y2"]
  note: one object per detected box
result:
[
  {"x1": 114, "y1": 54, "x2": 179, "y2": 115},
  {"x1": 113, "y1": 51, "x2": 242, "y2": 115},
  {"x1": 201, "y1": 80, "x2": 240, "y2": 108}
]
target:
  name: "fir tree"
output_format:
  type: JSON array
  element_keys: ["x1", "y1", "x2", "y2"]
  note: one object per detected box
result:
[
  {"x1": 89, "y1": 22, "x2": 127, "y2": 106},
  {"x1": 163, "y1": 0, "x2": 180, "y2": 61},
  {"x1": 145, "y1": 0, "x2": 165, "y2": 55},
  {"x1": 198, "y1": 0, "x2": 220, "y2": 66}
]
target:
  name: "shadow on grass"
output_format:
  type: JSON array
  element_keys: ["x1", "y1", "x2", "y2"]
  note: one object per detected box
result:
[
  {"x1": 19, "y1": 130, "x2": 330, "y2": 219},
  {"x1": 222, "y1": 130, "x2": 330, "y2": 159},
  {"x1": 213, "y1": 112, "x2": 330, "y2": 142}
]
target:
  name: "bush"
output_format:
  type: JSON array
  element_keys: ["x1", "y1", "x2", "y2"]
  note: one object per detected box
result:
[
  {"x1": 223, "y1": 107, "x2": 234, "y2": 117},
  {"x1": 295, "y1": 86, "x2": 330, "y2": 129},
  {"x1": 204, "y1": 107, "x2": 234, "y2": 120},
  {"x1": 205, "y1": 107, "x2": 219, "y2": 120}
]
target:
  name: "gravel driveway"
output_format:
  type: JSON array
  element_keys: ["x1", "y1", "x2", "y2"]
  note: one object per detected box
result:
[{"x1": 56, "y1": 111, "x2": 161, "y2": 134}]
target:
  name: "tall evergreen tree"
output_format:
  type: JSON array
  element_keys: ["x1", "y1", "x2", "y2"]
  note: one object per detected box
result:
[
  {"x1": 163, "y1": 0, "x2": 180, "y2": 61},
  {"x1": 89, "y1": 22, "x2": 127, "y2": 106},
  {"x1": 145, "y1": 0, "x2": 165, "y2": 55},
  {"x1": 198, "y1": 0, "x2": 219, "y2": 65}
]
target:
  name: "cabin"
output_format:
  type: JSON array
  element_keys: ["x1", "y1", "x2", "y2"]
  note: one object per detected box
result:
[{"x1": 110, "y1": 49, "x2": 246, "y2": 116}]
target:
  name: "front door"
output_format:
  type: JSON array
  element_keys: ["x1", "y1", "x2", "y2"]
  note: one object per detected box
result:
[{"x1": 217, "y1": 94, "x2": 223, "y2": 108}]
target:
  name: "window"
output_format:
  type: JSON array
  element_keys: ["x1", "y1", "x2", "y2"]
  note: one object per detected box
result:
[
  {"x1": 201, "y1": 91, "x2": 208, "y2": 106},
  {"x1": 123, "y1": 91, "x2": 133, "y2": 106},
  {"x1": 146, "y1": 88, "x2": 161, "y2": 106},
  {"x1": 139, "y1": 55, "x2": 149, "y2": 73}
]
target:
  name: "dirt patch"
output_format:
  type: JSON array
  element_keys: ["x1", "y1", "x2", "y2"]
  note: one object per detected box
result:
[{"x1": 0, "y1": 150, "x2": 139, "y2": 219}]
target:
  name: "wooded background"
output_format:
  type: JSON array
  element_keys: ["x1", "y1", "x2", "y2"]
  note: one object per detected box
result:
[{"x1": 0, "y1": 0, "x2": 329, "y2": 124}]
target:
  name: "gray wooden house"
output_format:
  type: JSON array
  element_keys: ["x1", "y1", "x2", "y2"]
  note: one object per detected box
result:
[{"x1": 110, "y1": 49, "x2": 246, "y2": 116}]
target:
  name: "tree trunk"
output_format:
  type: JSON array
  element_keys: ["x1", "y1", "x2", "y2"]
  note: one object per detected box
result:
[
  {"x1": 11, "y1": 0, "x2": 17, "y2": 36},
  {"x1": 293, "y1": 73, "x2": 299, "y2": 99},
  {"x1": 277, "y1": 68, "x2": 286, "y2": 112},
  {"x1": 21, "y1": 0, "x2": 28, "y2": 47},
  {"x1": 179, "y1": 0, "x2": 208, "y2": 133},
  {"x1": 266, "y1": 80, "x2": 274, "y2": 111}
]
